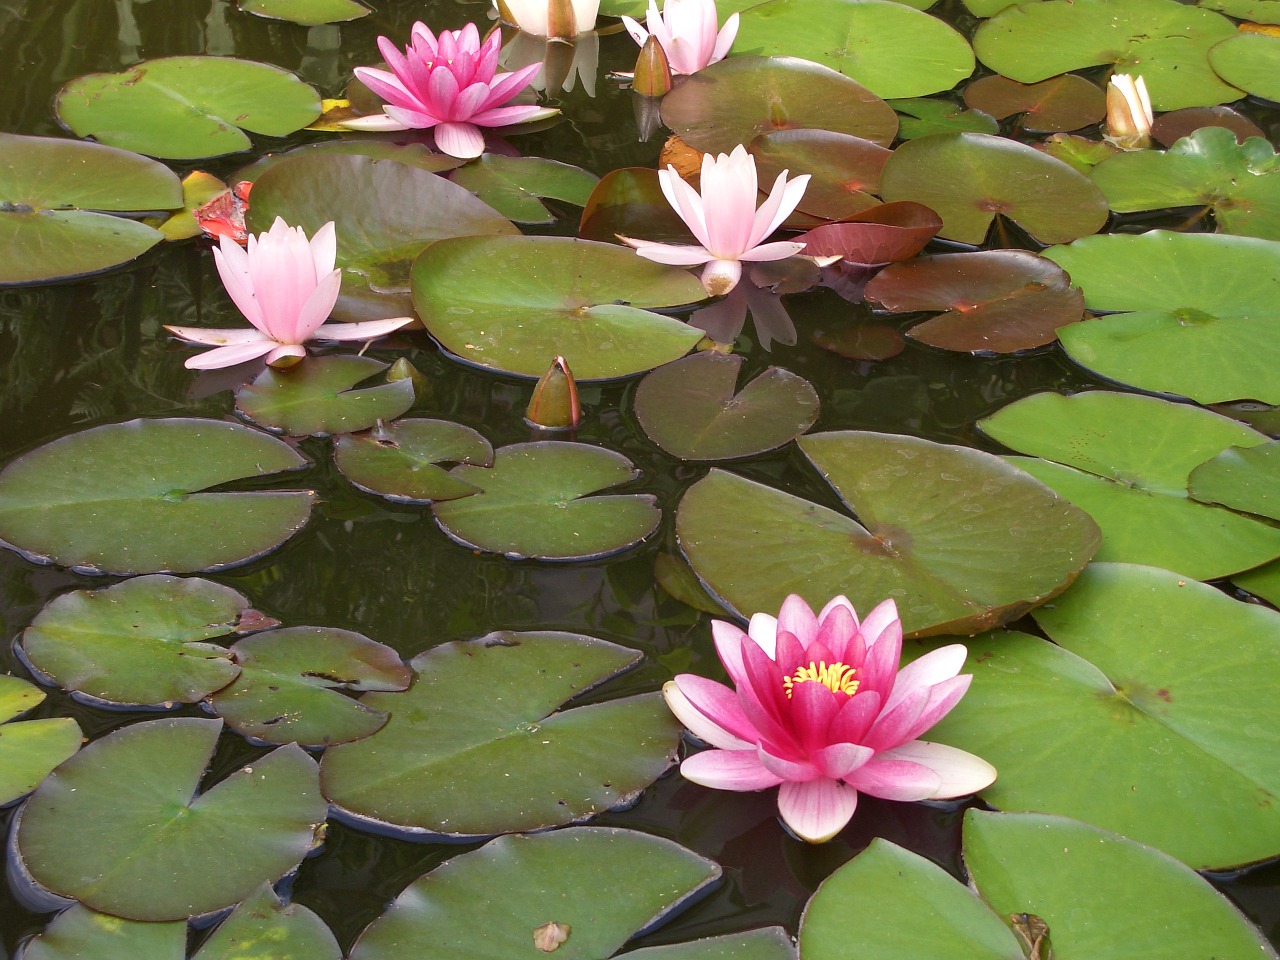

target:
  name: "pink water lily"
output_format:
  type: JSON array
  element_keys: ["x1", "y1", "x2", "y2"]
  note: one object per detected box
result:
[
  {"x1": 342, "y1": 22, "x2": 559, "y2": 159},
  {"x1": 622, "y1": 144, "x2": 809, "y2": 296},
  {"x1": 165, "y1": 218, "x2": 412, "y2": 370},
  {"x1": 664, "y1": 594, "x2": 996, "y2": 843},
  {"x1": 622, "y1": 0, "x2": 738, "y2": 77}
]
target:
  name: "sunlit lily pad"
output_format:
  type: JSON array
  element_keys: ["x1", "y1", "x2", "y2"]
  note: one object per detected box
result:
[
  {"x1": 1044, "y1": 231, "x2": 1280, "y2": 403},
  {"x1": 239, "y1": 0, "x2": 370, "y2": 25},
  {"x1": 235, "y1": 356, "x2": 414, "y2": 438},
  {"x1": 0, "y1": 676, "x2": 81, "y2": 807},
  {"x1": 677, "y1": 431, "x2": 1101, "y2": 636},
  {"x1": 889, "y1": 98, "x2": 999, "y2": 140},
  {"x1": 432, "y1": 442, "x2": 661, "y2": 561},
  {"x1": 1199, "y1": 0, "x2": 1280, "y2": 20},
  {"x1": 980, "y1": 391, "x2": 1280, "y2": 579},
  {"x1": 193, "y1": 884, "x2": 342, "y2": 960},
  {"x1": 19, "y1": 905, "x2": 185, "y2": 960},
  {"x1": 0, "y1": 419, "x2": 314, "y2": 575},
  {"x1": 962, "y1": 74, "x2": 1106, "y2": 132},
  {"x1": 411, "y1": 235, "x2": 705, "y2": 380},
  {"x1": 865, "y1": 251, "x2": 1084, "y2": 353},
  {"x1": 334, "y1": 419, "x2": 492, "y2": 503},
  {"x1": 734, "y1": 0, "x2": 975, "y2": 99},
  {"x1": 750, "y1": 130, "x2": 890, "y2": 220},
  {"x1": 1188, "y1": 440, "x2": 1280, "y2": 521},
  {"x1": 879, "y1": 133, "x2": 1108, "y2": 244},
  {"x1": 634, "y1": 352, "x2": 820, "y2": 460},
  {"x1": 55, "y1": 57, "x2": 321, "y2": 160},
  {"x1": 1209, "y1": 32, "x2": 1280, "y2": 102},
  {"x1": 448, "y1": 155, "x2": 598, "y2": 224},
  {"x1": 209, "y1": 626, "x2": 410, "y2": 747},
  {"x1": 321, "y1": 633, "x2": 679, "y2": 836},
  {"x1": 1236, "y1": 560, "x2": 1280, "y2": 606},
  {"x1": 15, "y1": 717, "x2": 325, "y2": 920},
  {"x1": 0, "y1": 133, "x2": 181, "y2": 285}
]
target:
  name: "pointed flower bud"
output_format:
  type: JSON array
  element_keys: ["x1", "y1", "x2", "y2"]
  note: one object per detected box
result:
[
  {"x1": 1105, "y1": 73, "x2": 1153, "y2": 150},
  {"x1": 547, "y1": 0, "x2": 579, "y2": 38},
  {"x1": 633, "y1": 35, "x2": 673, "y2": 97},
  {"x1": 525, "y1": 356, "x2": 582, "y2": 430}
]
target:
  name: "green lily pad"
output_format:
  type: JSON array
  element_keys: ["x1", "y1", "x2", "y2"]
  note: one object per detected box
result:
[
  {"x1": 1188, "y1": 440, "x2": 1280, "y2": 521},
  {"x1": 20, "y1": 575, "x2": 264, "y2": 707},
  {"x1": 659, "y1": 57, "x2": 899, "y2": 155},
  {"x1": 626, "y1": 931, "x2": 796, "y2": 960},
  {"x1": 889, "y1": 98, "x2": 1000, "y2": 140},
  {"x1": 864, "y1": 251, "x2": 1084, "y2": 353},
  {"x1": 334, "y1": 419, "x2": 492, "y2": 503},
  {"x1": 321, "y1": 633, "x2": 679, "y2": 836},
  {"x1": 1040, "y1": 133, "x2": 1120, "y2": 174},
  {"x1": 236, "y1": 141, "x2": 464, "y2": 185},
  {"x1": 879, "y1": 133, "x2": 1108, "y2": 244},
  {"x1": 973, "y1": 0, "x2": 1241, "y2": 111},
  {"x1": 1200, "y1": 0, "x2": 1280, "y2": 21},
  {"x1": 239, "y1": 0, "x2": 370, "y2": 25},
  {"x1": 448, "y1": 155, "x2": 598, "y2": 224},
  {"x1": 1209, "y1": 32, "x2": 1280, "y2": 103},
  {"x1": 0, "y1": 418, "x2": 315, "y2": 575},
  {"x1": 962, "y1": 74, "x2": 1106, "y2": 132},
  {"x1": 0, "y1": 676, "x2": 81, "y2": 807},
  {"x1": 432, "y1": 442, "x2": 661, "y2": 561},
  {"x1": 634, "y1": 352, "x2": 820, "y2": 460},
  {"x1": 15, "y1": 717, "x2": 325, "y2": 920},
  {"x1": 193, "y1": 884, "x2": 341, "y2": 960},
  {"x1": 1236, "y1": 559, "x2": 1280, "y2": 605},
  {"x1": 55, "y1": 57, "x2": 321, "y2": 160},
  {"x1": 980, "y1": 391, "x2": 1280, "y2": 579},
  {"x1": 411, "y1": 235, "x2": 705, "y2": 380},
  {"x1": 20, "y1": 906, "x2": 185, "y2": 960},
  {"x1": 235, "y1": 356, "x2": 415, "y2": 438},
  {"x1": 734, "y1": 0, "x2": 975, "y2": 99},
  {"x1": 923, "y1": 563, "x2": 1280, "y2": 868},
  {"x1": 655, "y1": 552, "x2": 730, "y2": 615},
  {"x1": 1044, "y1": 231, "x2": 1280, "y2": 404},
  {"x1": 1090, "y1": 127, "x2": 1280, "y2": 240},
  {"x1": 677, "y1": 431, "x2": 1101, "y2": 637},
  {"x1": 209, "y1": 626, "x2": 411, "y2": 747},
  {"x1": 749, "y1": 130, "x2": 891, "y2": 221},
  {"x1": 577, "y1": 167, "x2": 696, "y2": 245},
  {"x1": 0, "y1": 133, "x2": 182, "y2": 285}
]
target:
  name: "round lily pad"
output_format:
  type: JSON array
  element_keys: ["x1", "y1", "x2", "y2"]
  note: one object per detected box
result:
[
  {"x1": 797, "y1": 202, "x2": 942, "y2": 265},
  {"x1": 879, "y1": 133, "x2": 1108, "y2": 244},
  {"x1": 321, "y1": 633, "x2": 679, "y2": 836},
  {"x1": 890, "y1": 98, "x2": 1000, "y2": 140},
  {"x1": 209, "y1": 626, "x2": 412, "y2": 747},
  {"x1": 55, "y1": 57, "x2": 321, "y2": 160},
  {"x1": 626, "y1": 929, "x2": 797, "y2": 960},
  {"x1": 677, "y1": 431, "x2": 1101, "y2": 637},
  {"x1": 20, "y1": 906, "x2": 185, "y2": 960},
  {"x1": 0, "y1": 133, "x2": 181, "y2": 285},
  {"x1": 1151, "y1": 106, "x2": 1264, "y2": 148},
  {"x1": 733, "y1": 0, "x2": 975, "y2": 99},
  {"x1": 0, "y1": 418, "x2": 315, "y2": 575},
  {"x1": 1209, "y1": 32, "x2": 1280, "y2": 103},
  {"x1": 448, "y1": 155, "x2": 598, "y2": 225},
  {"x1": 411, "y1": 235, "x2": 705, "y2": 380},
  {"x1": 1188, "y1": 440, "x2": 1280, "y2": 521},
  {"x1": 578, "y1": 167, "x2": 696, "y2": 246},
  {"x1": 749, "y1": 130, "x2": 890, "y2": 221},
  {"x1": 431, "y1": 442, "x2": 661, "y2": 561},
  {"x1": 865, "y1": 251, "x2": 1084, "y2": 353},
  {"x1": 15, "y1": 717, "x2": 325, "y2": 920},
  {"x1": 634, "y1": 352, "x2": 820, "y2": 460},
  {"x1": 334, "y1": 419, "x2": 493, "y2": 504},
  {"x1": 239, "y1": 0, "x2": 370, "y2": 24},
  {"x1": 192, "y1": 884, "x2": 341, "y2": 960},
  {"x1": 962, "y1": 74, "x2": 1106, "y2": 132},
  {"x1": 235, "y1": 356, "x2": 415, "y2": 438},
  {"x1": 0, "y1": 676, "x2": 81, "y2": 807},
  {"x1": 20, "y1": 575, "x2": 262, "y2": 707}
]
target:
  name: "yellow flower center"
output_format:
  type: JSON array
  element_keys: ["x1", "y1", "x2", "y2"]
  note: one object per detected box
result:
[{"x1": 783, "y1": 661, "x2": 859, "y2": 699}]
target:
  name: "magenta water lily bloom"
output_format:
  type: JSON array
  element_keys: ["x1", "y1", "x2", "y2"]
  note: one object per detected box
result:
[
  {"x1": 623, "y1": 145, "x2": 809, "y2": 296},
  {"x1": 663, "y1": 594, "x2": 996, "y2": 843},
  {"x1": 342, "y1": 22, "x2": 559, "y2": 160},
  {"x1": 622, "y1": 0, "x2": 738, "y2": 77},
  {"x1": 165, "y1": 219, "x2": 412, "y2": 371}
]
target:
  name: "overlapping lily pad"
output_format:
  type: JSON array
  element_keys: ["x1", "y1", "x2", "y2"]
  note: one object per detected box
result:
[
  {"x1": 194, "y1": 885, "x2": 342, "y2": 960},
  {"x1": 448, "y1": 155, "x2": 598, "y2": 224},
  {"x1": 239, "y1": 0, "x2": 370, "y2": 24},
  {"x1": 677, "y1": 431, "x2": 1100, "y2": 636},
  {"x1": 797, "y1": 202, "x2": 942, "y2": 265},
  {"x1": 0, "y1": 677, "x2": 80, "y2": 807},
  {"x1": 1236, "y1": 560, "x2": 1280, "y2": 606},
  {"x1": 0, "y1": 133, "x2": 182, "y2": 285},
  {"x1": 889, "y1": 98, "x2": 999, "y2": 140},
  {"x1": 963, "y1": 74, "x2": 1106, "y2": 132},
  {"x1": 1188, "y1": 440, "x2": 1280, "y2": 521},
  {"x1": 0, "y1": 419, "x2": 314, "y2": 575},
  {"x1": 1209, "y1": 32, "x2": 1280, "y2": 103},
  {"x1": 55, "y1": 57, "x2": 321, "y2": 159},
  {"x1": 334, "y1": 419, "x2": 492, "y2": 503},
  {"x1": 1151, "y1": 106, "x2": 1264, "y2": 148},
  {"x1": 625, "y1": 929, "x2": 795, "y2": 960},
  {"x1": 431, "y1": 442, "x2": 661, "y2": 560},
  {"x1": 634, "y1": 353, "x2": 819, "y2": 460},
  {"x1": 15, "y1": 718, "x2": 325, "y2": 920},
  {"x1": 577, "y1": 167, "x2": 695, "y2": 245},
  {"x1": 750, "y1": 130, "x2": 890, "y2": 220},
  {"x1": 20, "y1": 905, "x2": 186, "y2": 960},
  {"x1": 321, "y1": 633, "x2": 679, "y2": 836},
  {"x1": 411, "y1": 235, "x2": 705, "y2": 380},
  {"x1": 235, "y1": 356, "x2": 415, "y2": 437},
  {"x1": 1199, "y1": 0, "x2": 1280, "y2": 21}
]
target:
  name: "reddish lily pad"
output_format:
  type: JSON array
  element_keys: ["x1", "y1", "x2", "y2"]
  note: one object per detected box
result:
[
  {"x1": 334, "y1": 419, "x2": 493, "y2": 504},
  {"x1": 864, "y1": 251, "x2": 1085, "y2": 353},
  {"x1": 578, "y1": 167, "x2": 696, "y2": 245},
  {"x1": 797, "y1": 202, "x2": 943, "y2": 265},
  {"x1": 963, "y1": 74, "x2": 1106, "y2": 132},
  {"x1": 750, "y1": 130, "x2": 891, "y2": 221},
  {"x1": 235, "y1": 356, "x2": 415, "y2": 438},
  {"x1": 1188, "y1": 440, "x2": 1280, "y2": 522},
  {"x1": 1151, "y1": 106, "x2": 1265, "y2": 147},
  {"x1": 634, "y1": 352, "x2": 820, "y2": 460},
  {"x1": 0, "y1": 677, "x2": 81, "y2": 807}
]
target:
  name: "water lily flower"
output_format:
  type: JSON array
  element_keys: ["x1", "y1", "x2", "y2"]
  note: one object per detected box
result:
[
  {"x1": 1105, "y1": 73, "x2": 1153, "y2": 150},
  {"x1": 500, "y1": 29, "x2": 600, "y2": 97},
  {"x1": 342, "y1": 22, "x2": 559, "y2": 160},
  {"x1": 663, "y1": 594, "x2": 997, "y2": 843},
  {"x1": 622, "y1": 145, "x2": 809, "y2": 297},
  {"x1": 496, "y1": 0, "x2": 600, "y2": 38},
  {"x1": 164, "y1": 219, "x2": 412, "y2": 370},
  {"x1": 622, "y1": 0, "x2": 738, "y2": 77}
]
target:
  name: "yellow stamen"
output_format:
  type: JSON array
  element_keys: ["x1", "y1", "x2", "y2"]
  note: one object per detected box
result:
[{"x1": 783, "y1": 661, "x2": 859, "y2": 699}]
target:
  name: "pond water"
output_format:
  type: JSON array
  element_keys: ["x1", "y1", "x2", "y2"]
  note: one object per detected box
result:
[{"x1": 2, "y1": 0, "x2": 1280, "y2": 955}]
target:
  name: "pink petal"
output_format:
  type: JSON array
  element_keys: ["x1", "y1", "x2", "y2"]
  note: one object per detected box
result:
[
  {"x1": 711, "y1": 619, "x2": 751, "y2": 688},
  {"x1": 290, "y1": 269, "x2": 343, "y2": 342},
  {"x1": 626, "y1": 240, "x2": 715, "y2": 266},
  {"x1": 700, "y1": 258, "x2": 741, "y2": 295},
  {"x1": 863, "y1": 684, "x2": 929, "y2": 752},
  {"x1": 788, "y1": 678, "x2": 840, "y2": 752},
  {"x1": 681, "y1": 749, "x2": 784, "y2": 791},
  {"x1": 479, "y1": 62, "x2": 543, "y2": 108},
  {"x1": 879, "y1": 741, "x2": 997, "y2": 798},
  {"x1": 434, "y1": 122, "x2": 487, "y2": 159},
  {"x1": 813, "y1": 742, "x2": 874, "y2": 779},
  {"x1": 666, "y1": 675, "x2": 759, "y2": 748},
  {"x1": 183, "y1": 340, "x2": 277, "y2": 370},
  {"x1": 777, "y1": 779, "x2": 858, "y2": 842},
  {"x1": 746, "y1": 612, "x2": 779, "y2": 656},
  {"x1": 710, "y1": 12, "x2": 738, "y2": 63},
  {"x1": 384, "y1": 105, "x2": 443, "y2": 130},
  {"x1": 658, "y1": 169, "x2": 711, "y2": 248},
  {"x1": 700, "y1": 145, "x2": 758, "y2": 257},
  {"x1": 213, "y1": 238, "x2": 266, "y2": 332},
  {"x1": 893, "y1": 674, "x2": 972, "y2": 745},
  {"x1": 468, "y1": 104, "x2": 559, "y2": 128},
  {"x1": 265, "y1": 344, "x2": 308, "y2": 367},
  {"x1": 776, "y1": 594, "x2": 818, "y2": 647},
  {"x1": 622, "y1": 14, "x2": 649, "y2": 46},
  {"x1": 737, "y1": 240, "x2": 807, "y2": 262},
  {"x1": 885, "y1": 644, "x2": 967, "y2": 713},
  {"x1": 773, "y1": 629, "x2": 807, "y2": 678},
  {"x1": 339, "y1": 113, "x2": 415, "y2": 132},
  {"x1": 844, "y1": 757, "x2": 942, "y2": 801},
  {"x1": 858, "y1": 599, "x2": 900, "y2": 649},
  {"x1": 309, "y1": 221, "x2": 338, "y2": 278},
  {"x1": 164, "y1": 325, "x2": 271, "y2": 346},
  {"x1": 313, "y1": 316, "x2": 415, "y2": 341},
  {"x1": 757, "y1": 745, "x2": 820, "y2": 782},
  {"x1": 859, "y1": 614, "x2": 903, "y2": 699},
  {"x1": 354, "y1": 66, "x2": 416, "y2": 110},
  {"x1": 827, "y1": 689, "x2": 882, "y2": 745}
]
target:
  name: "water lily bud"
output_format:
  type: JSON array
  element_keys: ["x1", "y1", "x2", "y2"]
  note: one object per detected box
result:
[
  {"x1": 1105, "y1": 73, "x2": 1153, "y2": 150},
  {"x1": 386, "y1": 357, "x2": 431, "y2": 398},
  {"x1": 632, "y1": 36, "x2": 672, "y2": 97},
  {"x1": 547, "y1": 0, "x2": 578, "y2": 39},
  {"x1": 525, "y1": 356, "x2": 582, "y2": 430}
]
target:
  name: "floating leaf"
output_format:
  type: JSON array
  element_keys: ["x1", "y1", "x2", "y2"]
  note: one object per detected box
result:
[
  {"x1": 1188, "y1": 440, "x2": 1280, "y2": 521},
  {"x1": 1040, "y1": 133, "x2": 1120, "y2": 174},
  {"x1": 1236, "y1": 560, "x2": 1280, "y2": 606},
  {"x1": 797, "y1": 202, "x2": 942, "y2": 265},
  {"x1": 626, "y1": 929, "x2": 796, "y2": 960},
  {"x1": 0, "y1": 419, "x2": 314, "y2": 575},
  {"x1": 962, "y1": 74, "x2": 1106, "y2": 132},
  {"x1": 654, "y1": 552, "x2": 729, "y2": 615},
  {"x1": 235, "y1": 356, "x2": 414, "y2": 438},
  {"x1": 432, "y1": 442, "x2": 661, "y2": 561},
  {"x1": 634, "y1": 353, "x2": 820, "y2": 460},
  {"x1": 578, "y1": 167, "x2": 695, "y2": 246},
  {"x1": 411, "y1": 235, "x2": 705, "y2": 380},
  {"x1": 890, "y1": 98, "x2": 999, "y2": 140},
  {"x1": 1209, "y1": 32, "x2": 1280, "y2": 102},
  {"x1": 449, "y1": 155, "x2": 598, "y2": 224},
  {"x1": 677, "y1": 431, "x2": 1100, "y2": 637},
  {"x1": 20, "y1": 905, "x2": 185, "y2": 960},
  {"x1": 192, "y1": 884, "x2": 342, "y2": 960},
  {"x1": 750, "y1": 130, "x2": 890, "y2": 220},
  {"x1": 55, "y1": 57, "x2": 321, "y2": 159},
  {"x1": 239, "y1": 0, "x2": 370, "y2": 25},
  {"x1": 0, "y1": 676, "x2": 81, "y2": 807},
  {"x1": 334, "y1": 419, "x2": 492, "y2": 503},
  {"x1": 236, "y1": 141, "x2": 463, "y2": 185},
  {"x1": 321, "y1": 633, "x2": 679, "y2": 836},
  {"x1": 15, "y1": 718, "x2": 325, "y2": 920},
  {"x1": 1151, "y1": 105, "x2": 1264, "y2": 147}
]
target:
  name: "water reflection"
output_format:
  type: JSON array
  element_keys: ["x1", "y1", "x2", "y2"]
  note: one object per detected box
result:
[{"x1": 500, "y1": 30, "x2": 600, "y2": 97}]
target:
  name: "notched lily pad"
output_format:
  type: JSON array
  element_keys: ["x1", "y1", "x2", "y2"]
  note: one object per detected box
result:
[
  {"x1": 334, "y1": 419, "x2": 493, "y2": 504},
  {"x1": 1151, "y1": 106, "x2": 1264, "y2": 148},
  {"x1": 1208, "y1": 32, "x2": 1280, "y2": 103},
  {"x1": 797, "y1": 202, "x2": 942, "y2": 265},
  {"x1": 750, "y1": 129, "x2": 891, "y2": 221},
  {"x1": 578, "y1": 167, "x2": 696, "y2": 246},
  {"x1": 193, "y1": 884, "x2": 342, "y2": 960},
  {"x1": 890, "y1": 98, "x2": 999, "y2": 140},
  {"x1": 235, "y1": 356, "x2": 415, "y2": 438},
  {"x1": 1188, "y1": 440, "x2": 1280, "y2": 521},
  {"x1": 448, "y1": 155, "x2": 598, "y2": 224},
  {"x1": 0, "y1": 676, "x2": 81, "y2": 807},
  {"x1": 963, "y1": 74, "x2": 1106, "y2": 132}
]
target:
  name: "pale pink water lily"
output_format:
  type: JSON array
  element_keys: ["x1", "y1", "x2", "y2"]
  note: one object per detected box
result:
[
  {"x1": 622, "y1": 0, "x2": 738, "y2": 77},
  {"x1": 165, "y1": 219, "x2": 412, "y2": 370},
  {"x1": 342, "y1": 22, "x2": 559, "y2": 160},
  {"x1": 663, "y1": 594, "x2": 996, "y2": 843},
  {"x1": 1105, "y1": 73, "x2": 1153, "y2": 150},
  {"x1": 622, "y1": 145, "x2": 809, "y2": 296}
]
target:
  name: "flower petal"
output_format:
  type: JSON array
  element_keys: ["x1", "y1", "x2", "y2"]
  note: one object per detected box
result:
[
  {"x1": 885, "y1": 644, "x2": 968, "y2": 713},
  {"x1": 827, "y1": 688, "x2": 882, "y2": 745},
  {"x1": 746, "y1": 612, "x2": 779, "y2": 656},
  {"x1": 757, "y1": 745, "x2": 820, "y2": 782},
  {"x1": 164, "y1": 325, "x2": 271, "y2": 346},
  {"x1": 665, "y1": 676, "x2": 758, "y2": 749},
  {"x1": 313, "y1": 316, "x2": 415, "y2": 341},
  {"x1": 844, "y1": 756, "x2": 942, "y2": 801},
  {"x1": 182, "y1": 340, "x2": 277, "y2": 370},
  {"x1": 776, "y1": 594, "x2": 818, "y2": 647},
  {"x1": 777, "y1": 779, "x2": 858, "y2": 842},
  {"x1": 681, "y1": 748, "x2": 783, "y2": 791},
  {"x1": 813, "y1": 742, "x2": 874, "y2": 779},
  {"x1": 879, "y1": 740, "x2": 997, "y2": 798},
  {"x1": 434, "y1": 122, "x2": 487, "y2": 159},
  {"x1": 624, "y1": 239, "x2": 715, "y2": 266}
]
